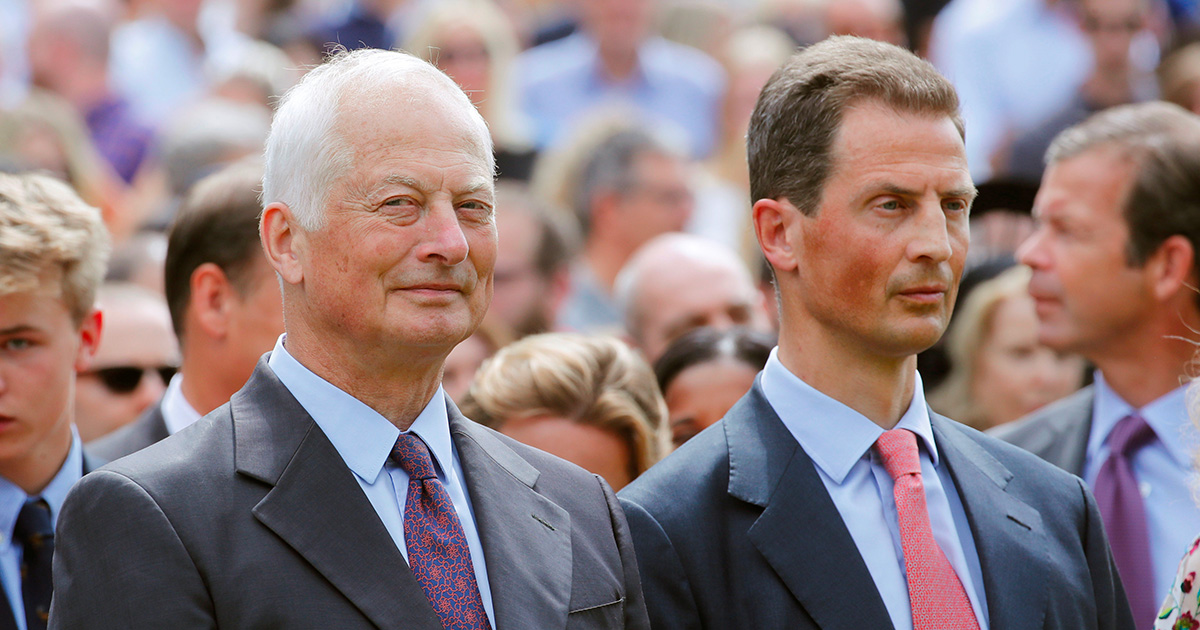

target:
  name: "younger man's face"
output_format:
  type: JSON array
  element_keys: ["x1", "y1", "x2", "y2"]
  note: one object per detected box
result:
[{"x1": 0, "y1": 274, "x2": 98, "y2": 478}]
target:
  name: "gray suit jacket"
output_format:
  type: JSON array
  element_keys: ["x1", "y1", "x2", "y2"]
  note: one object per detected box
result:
[
  {"x1": 86, "y1": 400, "x2": 168, "y2": 462},
  {"x1": 989, "y1": 385, "x2": 1094, "y2": 475},
  {"x1": 619, "y1": 382, "x2": 1133, "y2": 630},
  {"x1": 51, "y1": 360, "x2": 650, "y2": 629}
]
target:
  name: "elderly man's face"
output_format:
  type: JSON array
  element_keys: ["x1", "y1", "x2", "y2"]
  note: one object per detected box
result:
[{"x1": 297, "y1": 93, "x2": 497, "y2": 359}]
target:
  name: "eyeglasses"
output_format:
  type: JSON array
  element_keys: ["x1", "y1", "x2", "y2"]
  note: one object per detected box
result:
[{"x1": 84, "y1": 366, "x2": 177, "y2": 394}]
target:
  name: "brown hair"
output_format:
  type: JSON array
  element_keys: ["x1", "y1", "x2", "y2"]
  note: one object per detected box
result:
[
  {"x1": 459, "y1": 333, "x2": 664, "y2": 480},
  {"x1": 747, "y1": 35, "x2": 962, "y2": 215},
  {"x1": 0, "y1": 172, "x2": 110, "y2": 323},
  {"x1": 164, "y1": 159, "x2": 267, "y2": 339},
  {"x1": 1046, "y1": 102, "x2": 1200, "y2": 283}
]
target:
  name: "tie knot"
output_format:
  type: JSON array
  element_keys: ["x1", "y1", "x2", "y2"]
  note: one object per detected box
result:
[
  {"x1": 875, "y1": 428, "x2": 921, "y2": 480},
  {"x1": 1108, "y1": 414, "x2": 1155, "y2": 456},
  {"x1": 391, "y1": 433, "x2": 437, "y2": 480},
  {"x1": 13, "y1": 499, "x2": 52, "y2": 546}
]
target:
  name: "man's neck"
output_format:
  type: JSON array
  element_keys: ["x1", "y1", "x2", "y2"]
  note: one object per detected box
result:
[
  {"x1": 0, "y1": 428, "x2": 72, "y2": 496},
  {"x1": 776, "y1": 328, "x2": 917, "y2": 429},
  {"x1": 584, "y1": 237, "x2": 638, "y2": 293},
  {"x1": 1089, "y1": 313, "x2": 1198, "y2": 408},
  {"x1": 283, "y1": 331, "x2": 445, "y2": 431}
]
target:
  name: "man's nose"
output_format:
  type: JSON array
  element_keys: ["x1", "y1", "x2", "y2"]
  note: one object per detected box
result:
[
  {"x1": 419, "y1": 205, "x2": 470, "y2": 265},
  {"x1": 907, "y1": 203, "x2": 955, "y2": 263}
]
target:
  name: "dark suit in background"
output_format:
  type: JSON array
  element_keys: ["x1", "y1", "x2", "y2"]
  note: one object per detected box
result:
[
  {"x1": 86, "y1": 401, "x2": 167, "y2": 462},
  {"x1": 990, "y1": 386, "x2": 1093, "y2": 475}
]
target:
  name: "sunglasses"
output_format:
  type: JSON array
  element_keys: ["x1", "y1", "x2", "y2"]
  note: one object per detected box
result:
[{"x1": 84, "y1": 366, "x2": 178, "y2": 394}]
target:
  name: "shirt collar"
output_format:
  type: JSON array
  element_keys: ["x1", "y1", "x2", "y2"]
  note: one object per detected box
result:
[
  {"x1": 0, "y1": 426, "x2": 84, "y2": 544},
  {"x1": 161, "y1": 372, "x2": 202, "y2": 435},
  {"x1": 1090, "y1": 371, "x2": 1195, "y2": 468},
  {"x1": 760, "y1": 347, "x2": 938, "y2": 485},
  {"x1": 266, "y1": 335, "x2": 454, "y2": 484}
]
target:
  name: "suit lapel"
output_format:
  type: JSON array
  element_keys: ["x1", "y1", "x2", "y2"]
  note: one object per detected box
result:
[
  {"x1": 449, "y1": 405, "x2": 572, "y2": 630},
  {"x1": 1058, "y1": 388, "x2": 1093, "y2": 475},
  {"x1": 236, "y1": 361, "x2": 442, "y2": 630},
  {"x1": 933, "y1": 416, "x2": 1048, "y2": 630},
  {"x1": 733, "y1": 385, "x2": 894, "y2": 630}
]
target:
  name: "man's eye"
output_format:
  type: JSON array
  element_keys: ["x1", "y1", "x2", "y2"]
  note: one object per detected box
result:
[
  {"x1": 944, "y1": 200, "x2": 967, "y2": 212},
  {"x1": 384, "y1": 197, "x2": 415, "y2": 207},
  {"x1": 880, "y1": 199, "x2": 902, "y2": 210},
  {"x1": 1, "y1": 338, "x2": 31, "y2": 351}
]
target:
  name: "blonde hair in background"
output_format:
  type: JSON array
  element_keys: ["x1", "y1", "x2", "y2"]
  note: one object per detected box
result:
[
  {"x1": 0, "y1": 172, "x2": 111, "y2": 324},
  {"x1": 401, "y1": 0, "x2": 530, "y2": 150},
  {"x1": 929, "y1": 265, "x2": 1031, "y2": 430},
  {"x1": 459, "y1": 333, "x2": 665, "y2": 480}
]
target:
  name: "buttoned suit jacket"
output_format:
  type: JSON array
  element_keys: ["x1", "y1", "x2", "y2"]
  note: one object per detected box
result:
[
  {"x1": 989, "y1": 386, "x2": 1094, "y2": 475},
  {"x1": 50, "y1": 359, "x2": 650, "y2": 629},
  {"x1": 618, "y1": 382, "x2": 1133, "y2": 630},
  {"x1": 86, "y1": 399, "x2": 168, "y2": 462}
]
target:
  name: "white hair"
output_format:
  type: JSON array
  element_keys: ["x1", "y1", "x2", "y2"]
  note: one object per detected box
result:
[{"x1": 262, "y1": 48, "x2": 494, "y2": 231}]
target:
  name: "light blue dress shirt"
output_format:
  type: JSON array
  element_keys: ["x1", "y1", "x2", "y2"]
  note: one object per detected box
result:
[
  {"x1": 760, "y1": 349, "x2": 989, "y2": 630},
  {"x1": 515, "y1": 32, "x2": 725, "y2": 158},
  {"x1": 267, "y1": 336, "x2": 495, "y2": 628},
  {"x1": 0, "y1": 427, "x2": 83, "y2": 630},
  {"x1": 1084, "y1": 372, "x2": 1200, "y2": 604}
]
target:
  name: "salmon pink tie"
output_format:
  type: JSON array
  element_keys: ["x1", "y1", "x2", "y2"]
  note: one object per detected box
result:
[
  {"x1": 875, "y1": 429, "x2": 981, "y2": 630},
  {"x1": 391, "y1": 433, "x2": 489, "y2": 630}
]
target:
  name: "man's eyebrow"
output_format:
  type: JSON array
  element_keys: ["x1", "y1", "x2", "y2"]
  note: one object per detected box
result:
[
  {"x1": 382, "y1": 174, "x2": 423, "y2": 189},
  {"x1": 0, "y1": 325, "x2": 37, "y2": 336},
  {"x1": 875, "y1": 183, "x2": 978, "y2": 199}
]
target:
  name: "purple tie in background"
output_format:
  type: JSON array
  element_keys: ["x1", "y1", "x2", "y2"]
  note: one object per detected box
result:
[
  {"x1": 391, "y1": 433, "x2": 489, "y2": 630},
  {"x1": 1093, "y1": 414, "x2": 1156, "y2": 630}
]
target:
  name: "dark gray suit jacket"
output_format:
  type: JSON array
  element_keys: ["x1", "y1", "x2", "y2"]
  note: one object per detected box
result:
[
  {"x1": 618, "y1": 382, "x2": 1133, "y2": 630},
  {"x1": 86, "y1": 400, "x2": 168, "y2": 462},
  {"x1": 50, "y1": 360, "x2": 650, "y2": 629},
  {"x1": 989, "y1": 386, "x2": 1094, "y2": 475}
]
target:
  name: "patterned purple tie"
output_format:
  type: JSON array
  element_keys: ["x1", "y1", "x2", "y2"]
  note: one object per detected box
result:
[
  {"x1": 1093, "y1": 414, "x2": 1156, "y2": 630},
  {"x1": 390, "y1": 433, "x2": 489, "y2": 630}
]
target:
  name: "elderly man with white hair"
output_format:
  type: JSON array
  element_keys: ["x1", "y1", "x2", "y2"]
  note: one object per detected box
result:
[
  {"x1": 49, "y1": 49, "x2": 650, "y2": 630},
  {"x1": 616, "y1": 233, "x2": 772, "y2": 363}
]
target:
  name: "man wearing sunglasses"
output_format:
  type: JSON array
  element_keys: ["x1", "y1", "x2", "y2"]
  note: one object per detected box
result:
[
  {"x1": 73, "y1": 283, "x2": 178, "y2": 443},
  {"x1": 0, "y1": 172, "x2": 108, "y2": 630}
]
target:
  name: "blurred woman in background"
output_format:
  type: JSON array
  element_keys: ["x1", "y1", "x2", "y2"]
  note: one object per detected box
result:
[
  {"x1": 402, "y1": 0, "x2": 536, "y2": 180},
  {"x1": 654, "y1": 327, "x2": 774, "y2": 449},
  {"x1": 459, "y1": 333, "x2": 663, "y2": 490},
  {"x1": 930, "y1": 265, "x2": 1087, "y2": 430}
]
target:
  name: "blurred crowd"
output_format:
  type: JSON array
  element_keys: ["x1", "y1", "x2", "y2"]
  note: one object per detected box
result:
[{"x1": 4, "y1": 0, "x2": 1200, "y2": 494}]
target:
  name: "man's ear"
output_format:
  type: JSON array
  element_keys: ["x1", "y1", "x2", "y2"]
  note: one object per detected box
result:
[
  {"x1": 261, "y1": 202, "x2": 305, "y2": 285},
  {"x1": 190, "y1": 263, "x2": 234, "y2": 339},
  {"x1": 74, "y1": 308, "x2": 102, "y2": 372},
  {"x1": 1146, "y1": 234, "x2": 1196, "y2": 302},
  {"x1": 753, "y1": 198, "x2": 800, "y2": 273}
]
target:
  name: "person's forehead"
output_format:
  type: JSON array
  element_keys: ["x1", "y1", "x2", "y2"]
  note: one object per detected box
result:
[{"x1": 0, "y1": 281, "x2": 71, "y2": 327}]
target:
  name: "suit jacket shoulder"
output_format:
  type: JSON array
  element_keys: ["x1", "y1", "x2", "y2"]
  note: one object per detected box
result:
[
  {"x1": 620, "y1": 382, "x2": 1134, "y2": 630},
  {"x1": 86, "y1": 400, "x2": 169, "y2": 462},
  {"x1": 988, "y1": 385, "x2": 1093, "y2": 474},
  {"x1": 52, "y1": 360, "x2": 649, "y2": 630}
]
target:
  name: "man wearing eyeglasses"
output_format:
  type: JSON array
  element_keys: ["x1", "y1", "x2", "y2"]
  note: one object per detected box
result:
[{"x1": 0, "y1": 172, "x2": 109, "y2": 630}]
